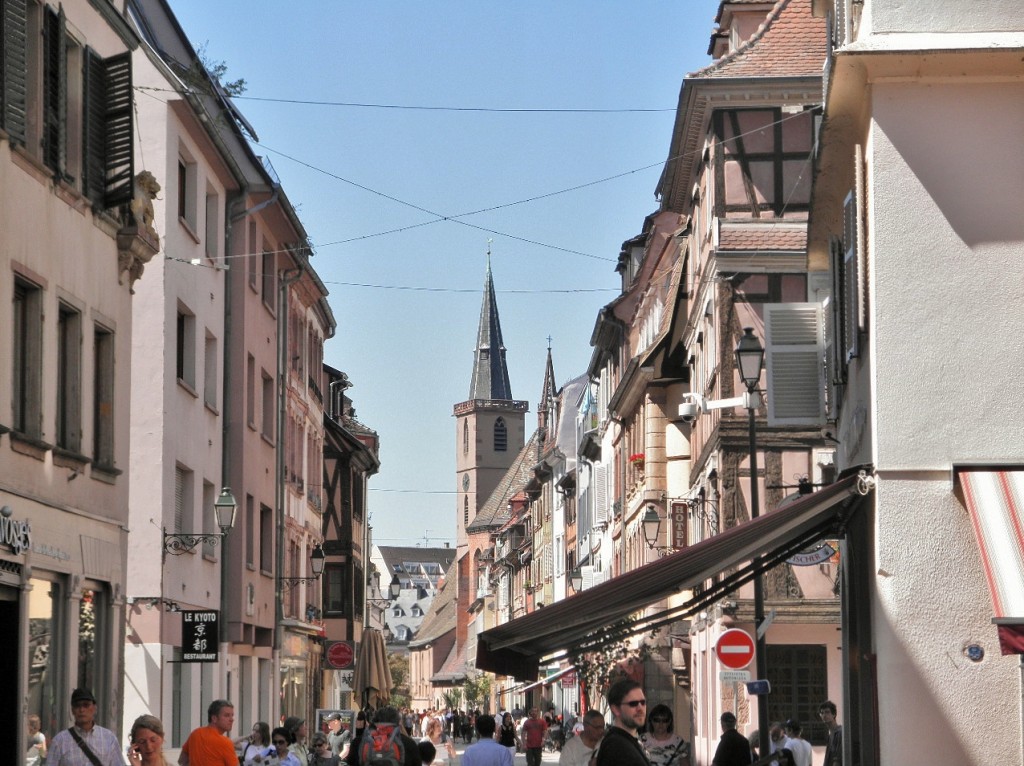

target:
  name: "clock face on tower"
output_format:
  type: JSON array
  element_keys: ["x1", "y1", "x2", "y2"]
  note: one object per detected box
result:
[{"x1": 462, "y1": 474, "x2": 470, "y2": 491}]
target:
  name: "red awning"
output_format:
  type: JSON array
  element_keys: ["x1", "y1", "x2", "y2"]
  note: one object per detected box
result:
[
  {"x1": 957, "y1": 468, "x2": 1024, "y2": 654},
  {"x1": 476, "y1": 473, "x2": 870, "y2": 679}
]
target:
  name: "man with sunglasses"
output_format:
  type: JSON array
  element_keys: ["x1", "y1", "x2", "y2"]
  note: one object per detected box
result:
[{"x1": 594, "y1": 679, "x2": 650, "y2": 766}]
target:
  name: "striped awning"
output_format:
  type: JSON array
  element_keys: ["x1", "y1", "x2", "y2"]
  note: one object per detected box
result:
[{"x1": 957, "y1": 468, "x2": 1024, "y2": 654}]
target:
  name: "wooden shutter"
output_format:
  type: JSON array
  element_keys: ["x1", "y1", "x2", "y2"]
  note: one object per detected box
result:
[
  {"x1": 765, "y1": 303, "x2": 825, "y2": 427},
  {"x1": 842, "y1": 143, "x2": 866, "y2": 363},
  {"x1": 82, "y1": 47, "x2": 106, "y2": 207},
  {"x1": 1, "y1": 0, "x2": 29, "y2": 144},
  {"x1": 42, "y1": 5, "x2": 66, "y2": 176},
  {"x1": 103, "y1": 51, "x2": 133, "y2": 208},
  {"x1": 594, "y1": 464, "x2": 607, "y2": 525}
]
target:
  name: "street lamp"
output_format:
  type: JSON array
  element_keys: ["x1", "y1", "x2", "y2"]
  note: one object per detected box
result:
[
  {"x1": 281, "y1": 544, "x2": 326, "y2": 589},
  {"x1": 163, "y1": 487, "x2": 237, "y2": 554},
  {"x1": 735, "y1": 326, "x2": 769, "y2": 760},
  {"x1": 641, "y1": 504, "x2": 675, "y2": 557},
  {"x1": 569, "y1": 567, "x2": 583, "y2": 593}
]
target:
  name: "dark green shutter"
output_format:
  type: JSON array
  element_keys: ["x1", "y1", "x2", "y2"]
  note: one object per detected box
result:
[
  {"x1": 1, "y1": 0, "x2": 29, "y2": 144},
  {"x1": 42, "y1": 4, "x2": 67, "y2": 177},
  {"x1": 82, "y1": 47, "x2": 106, "y2": 207},
  {"x1": 102, "y1": 51, "x2": 133, "y2": 209}
]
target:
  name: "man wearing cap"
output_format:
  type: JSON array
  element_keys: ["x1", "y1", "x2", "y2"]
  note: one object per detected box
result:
[
  {"x1": 47, "y1": 688, "x2": 126, "y2": 766},
  {"x1": 180, "y1": 699, "x2": 237, "y2": 766},
  {"x1": 284, "y1": 716, "x2": 311, "y2": 766},
  {"x1": 326, "y1": 713, "x2": 352, "y2": 759},
  {"x1": 711, "y1": 712, "x2": 752, "y2": 766},
  {"x1": 782, "y1": 721, "x2": 811, "y2": 766}
]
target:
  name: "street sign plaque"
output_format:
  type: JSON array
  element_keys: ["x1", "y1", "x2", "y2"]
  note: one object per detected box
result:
[{"x1": 719, "y1": 670, "x2": 751, "y2": 682}]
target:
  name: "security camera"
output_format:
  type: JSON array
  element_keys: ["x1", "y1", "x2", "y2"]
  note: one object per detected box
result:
[
  {"x1": 821, "y1": 425, "x2": 840, "y2": 443},
  {"x1": 679, "y1": 401, "x2": 701, "y2": 423}
]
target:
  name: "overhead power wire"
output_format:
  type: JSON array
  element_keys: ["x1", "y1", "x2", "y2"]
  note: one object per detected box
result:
[{"x1": 135, "y1": 85, "x2": 674, "y2": 113}]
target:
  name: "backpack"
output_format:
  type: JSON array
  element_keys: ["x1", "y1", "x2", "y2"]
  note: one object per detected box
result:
[{"x1": 359, "y1": 724, "x2": 405, "y2": 766}]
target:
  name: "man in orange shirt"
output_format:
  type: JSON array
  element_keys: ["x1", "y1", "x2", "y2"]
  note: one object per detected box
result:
[{"x1": 179, "y1": 700, "x2": 237, "y2": 766}]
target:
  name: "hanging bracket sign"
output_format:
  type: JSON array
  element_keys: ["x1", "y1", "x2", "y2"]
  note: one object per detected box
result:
[{"x1": 181, "y1": 610, "x2": 219, "y2": 662}]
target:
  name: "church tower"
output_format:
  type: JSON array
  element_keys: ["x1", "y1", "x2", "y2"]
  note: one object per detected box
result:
[{"x1": 454, "y1": 255, "x2": 528, "y2": 551}]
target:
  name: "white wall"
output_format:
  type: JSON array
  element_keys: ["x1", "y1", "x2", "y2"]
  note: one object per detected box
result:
[{"x1": 870, "y1": 81, "x2": 1024, "y2": 472}]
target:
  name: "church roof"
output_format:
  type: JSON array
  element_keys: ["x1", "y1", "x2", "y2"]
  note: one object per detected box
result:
[{"x1": 468, "y1": 259, "x2": 514, "y2": 401}]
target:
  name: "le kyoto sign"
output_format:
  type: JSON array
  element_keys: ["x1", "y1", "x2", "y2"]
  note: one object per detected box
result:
[
  {"x1": 715, "y1": 629, "x2": 755, "y2": 670},
  {"x1": 181, "y1": 610, "x2": 219, "y2": 663}
]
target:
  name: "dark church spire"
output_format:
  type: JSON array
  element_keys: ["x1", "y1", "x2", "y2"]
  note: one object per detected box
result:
[{"x1": 468, "y1": 249, "x2": 513, "y2": 401}]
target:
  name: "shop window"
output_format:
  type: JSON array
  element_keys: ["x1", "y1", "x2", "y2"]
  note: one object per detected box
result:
[
  {"x1": 77, "y1": 587, "x2": 108, "y2": 700},
  {"x1": 28, "y1": 578, "x2": 60, "y2": 741}
]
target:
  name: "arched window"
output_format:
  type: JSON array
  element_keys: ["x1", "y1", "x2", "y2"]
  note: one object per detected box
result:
[
  {"x1": 494, "y1": 417, "x2": 507, "y2": 452},
  {"x1": 463, "y1": 420, "x2": 469, "y2": 453},
  {"x1": 464, "y1": 496, "x2": 470, "y2": 527}
]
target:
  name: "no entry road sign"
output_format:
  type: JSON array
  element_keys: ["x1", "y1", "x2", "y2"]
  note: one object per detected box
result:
[{"x1": 715, "y1": 628, "x2": 755, "y2": 670}]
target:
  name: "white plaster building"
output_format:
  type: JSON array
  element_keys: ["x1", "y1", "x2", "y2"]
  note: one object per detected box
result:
[
  {"x1": 809, "y1": 0, "x2": 1024, "y2": 762},
  {"x1": 122, "y1": 0, "x2": 238, "y2": 742},
  {"x1": 1, "y1": 0, "x2": 141, "y2": 756}
]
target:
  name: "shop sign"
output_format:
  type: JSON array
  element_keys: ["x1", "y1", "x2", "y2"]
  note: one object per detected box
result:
[
  {"x1": 325, "y1": 640, "x2": 355, "y2": 669},
  {"x1": 181, "y1": 610, "x2": 218, "y2": 662},
  {"x1": 786, "y1": 543, "x2": 836, "y2": 567},
  {"x1": 0, "y1": 505, "x2": 32, "y2": 555}
]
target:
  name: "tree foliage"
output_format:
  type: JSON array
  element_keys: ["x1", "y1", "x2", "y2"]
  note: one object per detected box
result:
[
  {"x1": 462, "y1": 672, "x2": 492, "y2": 711},
  {"x1": 389, "y1": 653, "x2": 410, "y2": 708},
  {"x1": 188, "y1": 41, "x2": 247, "y2": 97}
]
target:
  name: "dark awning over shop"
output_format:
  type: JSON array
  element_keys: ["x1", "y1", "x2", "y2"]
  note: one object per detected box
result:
[{"x1": 476, "y1": 473, "x2": 871, "y2": 679}]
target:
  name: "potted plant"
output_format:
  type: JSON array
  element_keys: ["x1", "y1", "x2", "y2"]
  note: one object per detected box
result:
[{"x1": 629, "y1": 453, "x2": 645, "y2": 471}]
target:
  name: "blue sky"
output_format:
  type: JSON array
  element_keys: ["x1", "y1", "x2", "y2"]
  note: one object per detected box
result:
[{"x1": 172, "y1": 1, "x2": 723, "y2": 546}]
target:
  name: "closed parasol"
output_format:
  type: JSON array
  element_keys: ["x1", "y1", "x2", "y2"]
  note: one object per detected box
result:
[{"x1": 353, "y1": 627, "x2": 392, "y2": 709}]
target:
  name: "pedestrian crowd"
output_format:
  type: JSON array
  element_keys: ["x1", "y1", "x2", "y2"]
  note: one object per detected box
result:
[{"x1": 30, "y1": 683, "x2": 841, "y2": 766}]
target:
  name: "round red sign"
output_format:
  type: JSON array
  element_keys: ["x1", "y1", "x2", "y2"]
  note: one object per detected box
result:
[
  {"x1": 715, "y1": 629, "x2": 755, "y2": 670},
  {"x1": 327, "y1": 641, "x2": 354, "y2": 669}
]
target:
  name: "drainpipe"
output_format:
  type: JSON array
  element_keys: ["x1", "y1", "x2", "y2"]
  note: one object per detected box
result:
[{"x1": 276, "y1": 262, "x2": 305, "y2": 712}]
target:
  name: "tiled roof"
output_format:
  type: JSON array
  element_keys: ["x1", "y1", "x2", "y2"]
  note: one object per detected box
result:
[
  {"x1": 695, "y1": 0, "x2": 826, "y2": 79},
  {"x1": 433, "y1": 641, "x2": 470, "y2": 683},
  {"x1": 467, "y1": 430, "x2": 541, "y2": 532},
  {"x1": 408, "y1": 562, "x2": 457, "y2": 645},
  {"x1": 719, "y1": 225, "x2": 807, "y2": 250}
]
